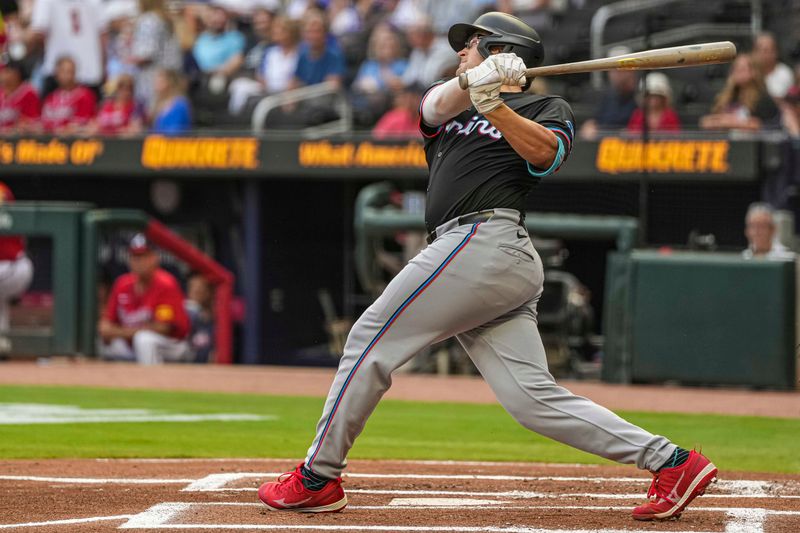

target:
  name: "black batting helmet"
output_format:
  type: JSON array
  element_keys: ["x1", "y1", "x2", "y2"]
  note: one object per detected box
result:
[{"x1": 448, "y1": 12, "x2": 544, "y2": 71}]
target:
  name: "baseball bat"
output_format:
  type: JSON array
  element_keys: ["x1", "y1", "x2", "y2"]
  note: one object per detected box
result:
[{"x1": 458, "y1": 41, "x2": 737, "y2": 89}]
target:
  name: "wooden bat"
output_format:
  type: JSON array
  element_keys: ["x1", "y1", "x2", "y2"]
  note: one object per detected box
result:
[{"x1": 458, "y1": 41, "x2": 737, "y2": 89}]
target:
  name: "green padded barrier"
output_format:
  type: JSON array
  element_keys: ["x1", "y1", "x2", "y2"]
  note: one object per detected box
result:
[
  {"x1": 601, "y1": 252, "x2": 634, "y2": 383},
  {"x1": 628, "y1": 251, "x2": 796, "y2": 390},
  {"x1": 0, "y1": 202, "x2": 93, "y2": 355}
]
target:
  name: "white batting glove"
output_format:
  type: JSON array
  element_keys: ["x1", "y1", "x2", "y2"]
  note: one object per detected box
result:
[
  {"x1": 469, "y1": 81, "x2": 503, "y2": 115},
  {"x1": 488, "y1": 53, "x2": 527, "y2": 87},
  {"x1": 462, "y1": 58, "x2": 501, "y2": 89}
]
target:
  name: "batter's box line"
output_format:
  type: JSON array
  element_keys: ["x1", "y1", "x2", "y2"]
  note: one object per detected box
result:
[
  {"x1": 117, "y1": 501, "x2": 794, "y2": 532},
  {"x1": 180, "y1": 472, "x2": 796, "y2": 498}
]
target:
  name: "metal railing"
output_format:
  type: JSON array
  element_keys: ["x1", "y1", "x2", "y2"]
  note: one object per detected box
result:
[
  {"x1": 590, "y1": 0, "x2": 762, "y2": 89},
  {"x1": 251, "y1": 81, "x2": 352, "y2": 137}
]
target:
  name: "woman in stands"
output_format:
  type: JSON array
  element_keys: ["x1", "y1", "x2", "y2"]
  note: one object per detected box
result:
[
  {"x1": 700, "y1": 53, "x2": 780, "y2": 131},
  {"x1": 351, "y1": 22, "x2": 407, "y2": 125},
  {"x1": 150, "y1": 68, "x2": 191, "y2": 134},
  {"x1": 626, "y1": 72, "x2": 681, "y2": 134}
]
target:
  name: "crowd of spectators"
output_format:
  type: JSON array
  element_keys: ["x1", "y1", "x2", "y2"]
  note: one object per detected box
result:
[{"x1": 0, "y1": 0, "x2": 799, "y2": 139}]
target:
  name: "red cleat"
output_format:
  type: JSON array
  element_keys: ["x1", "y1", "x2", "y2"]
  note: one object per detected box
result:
[
  {"x1": 632, "y1": 450, "x2": 718, "y2": 521},
  {"x1": 258, "y1": 463, "x2": 347, "y2": 513}
]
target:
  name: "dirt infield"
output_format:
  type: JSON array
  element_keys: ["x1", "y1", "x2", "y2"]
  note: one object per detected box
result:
[
  {"x1": 1, "y1": 360, "x2": 798, "y2": 418},
  {"x1": 1, "y1": 458, "x2": 799, "y2": 532}
]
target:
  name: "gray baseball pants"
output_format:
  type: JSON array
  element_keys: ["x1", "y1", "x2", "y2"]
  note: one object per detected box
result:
[{"x1": 305, "y1": 209, "x2": 675, "y2": 478}]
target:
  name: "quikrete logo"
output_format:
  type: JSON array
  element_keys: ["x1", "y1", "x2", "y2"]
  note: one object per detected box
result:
[
  {"x1": 596, "y1": 138, "x2": 730, "y2": 174},
  {"x1": 141, "y1": 136, "x2": 260, "y2": 170}
]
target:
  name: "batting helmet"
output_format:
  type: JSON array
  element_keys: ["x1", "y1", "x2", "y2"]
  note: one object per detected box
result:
[{"x1": 448, "y1": 12, "x2": 544, "y2": 71}]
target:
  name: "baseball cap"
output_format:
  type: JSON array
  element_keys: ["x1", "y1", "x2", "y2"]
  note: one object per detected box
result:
[
  {"x1": 607, "y1": 45, "x2": 632, "y2": 58},
  {"x1": 129, "y1": 233, "x2": 153, "y2": 255},
  {"x1": 641, "y1": 72, "x2": 672, "y2": 100}
]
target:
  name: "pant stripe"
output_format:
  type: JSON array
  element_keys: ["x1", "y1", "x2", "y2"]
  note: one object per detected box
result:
[{"x1": 307, "y1": 223, "x2": 481, "y2": 469}]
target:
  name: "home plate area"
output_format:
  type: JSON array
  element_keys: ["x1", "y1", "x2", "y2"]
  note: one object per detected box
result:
[{"x1": 1, "y1": 459, "x2": 798, "y2": 532}]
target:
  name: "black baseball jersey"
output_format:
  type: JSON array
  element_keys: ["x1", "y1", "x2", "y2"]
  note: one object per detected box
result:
[{"x1": 419, "y1": 85, "x2": 575, "y2": 232}]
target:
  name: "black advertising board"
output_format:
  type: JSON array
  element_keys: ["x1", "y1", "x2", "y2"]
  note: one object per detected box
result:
[{"x1": 0, "y1": 134, "x2": 760, "y2": 182}]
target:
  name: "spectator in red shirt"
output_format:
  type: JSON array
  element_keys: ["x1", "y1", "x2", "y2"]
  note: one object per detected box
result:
[
  {"x1": 98, "y1": 233, "x2": 192, "y2": 365},
  {"x1": 0, "y1": 181, "x2": 32, "y2": 353},
  {"x1": 40, "y1": 56, "x2": 97, "y2": 135},
  {"x1": 372, "y1": 84, "x2": 423, "y2": 140},
  {"x1": 0, "y1": 60, "x2": 40, "y2": 134},
  {"x1": 87, "y1": 74, "x2": 144, "y2": 137},
  {"x1": 627, "y1": 72, "x2": 681, "y2": 134}
]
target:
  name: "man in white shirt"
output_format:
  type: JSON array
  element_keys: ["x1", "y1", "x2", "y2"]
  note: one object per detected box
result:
[
  {"x1": 742, "y1": 203, "x2": 795, "y2": 260},
  {"x1": 27, "y1": 0, "x2": 106, "y2": 94},
  {"x1": 753, "y1": 33, "x2": 794, "y2": 100}
]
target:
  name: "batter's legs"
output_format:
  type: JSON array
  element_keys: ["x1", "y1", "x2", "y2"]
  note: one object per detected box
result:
[
  {"x1": 304, "y1": 221, "x2": 540, "y2": 479},
  {"x1": 457, "y1": 301, "x2": 675, "y2": 471}
]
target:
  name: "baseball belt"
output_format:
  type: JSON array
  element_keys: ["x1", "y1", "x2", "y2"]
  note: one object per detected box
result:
[{"x1": 426, "y1": 209, "x2": 525, "y2": 244}]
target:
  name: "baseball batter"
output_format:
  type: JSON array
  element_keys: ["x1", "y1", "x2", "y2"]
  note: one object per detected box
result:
[{"x1": 259, "y1": 12, "x2": 717, "y2": 522}]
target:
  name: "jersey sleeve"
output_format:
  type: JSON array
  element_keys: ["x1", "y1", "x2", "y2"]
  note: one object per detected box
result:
[
  {"x1": 153, "y1": 281, "x2": 190, "y2": 339},
  {"x1": 417, "y1": 80, "x2": 446, "y2": 139},
  {"x1": 521, "y1": 97, "x2": 575, "y2": 177}
]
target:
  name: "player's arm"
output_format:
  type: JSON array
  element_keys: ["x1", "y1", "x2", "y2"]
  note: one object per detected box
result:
[
  {"x1": 144, "y1": 321, "x2": 172, "y2": 336},
  {"x1": 419, "y1": 78, "x2": 473, "y2": 127},
  {"x1": 97, "y1": 318, "x2": 139, "y2": 342},
  {"x1": 423, "y1": 53, "x2": 526, "y2": 127},
  {"x1": 483, "y1": 105, "x2": 559, "y2": 169}
]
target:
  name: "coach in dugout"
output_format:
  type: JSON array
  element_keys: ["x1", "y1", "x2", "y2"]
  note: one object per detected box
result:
[{"x1": 98, "y1": 233, "x2": 192, "y2": 365}]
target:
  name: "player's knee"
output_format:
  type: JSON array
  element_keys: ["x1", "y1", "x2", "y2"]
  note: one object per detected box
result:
[{"x1": 132, "y1": 330, "x2": 161, "y2": 364}]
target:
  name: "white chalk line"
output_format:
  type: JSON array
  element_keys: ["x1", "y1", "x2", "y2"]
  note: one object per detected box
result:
[
  {"x1": 724, "y1": 508, "x2": 767, "y2": 533},
  {"x1": 97, "y1": 458, "x2": 590, "y2": 468},
  {"x1": 116, "y1": 501, "x2": 800, "y2": 533},
  {"x1": 0, "y1": 475, "x2": 195, "y2": 484},
  {"x1": 0, "y1": 514, "x2": 133, "y2": 529},
  {"x1": 181, "y1": 472, "x2": 793, "y2": 495},
  {"x1": 0, "y1": 403, "x2": 274, "y2": 425},
  {"x1": 7, "y1": 471, "x2": 791, "y2": 500},
  {"x1": 117, "y1": 527, "x2": 717, "y2": 533},
  {"x1": 187, "y1": 472, "x2": 652, "y2": 487},
  {"x1": 119, "y1": 503, "x2": 190, "y2": 529},
  {"x1": 185, "y1": 486, "x2": 800, "y2": 501},
  {"x1": 128, "y1": 502, "x2": 800, "y2": 515}
]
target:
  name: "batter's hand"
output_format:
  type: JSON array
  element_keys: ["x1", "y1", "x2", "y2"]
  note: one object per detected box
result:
[
  {"x1": 488, "y1": 53, "x2": 527, "y2": 87},
  {"x1": 462, "y1": 58, "x2": 501, "y2": 89},
  {"x1": 469, "y1": 81, "x2": 503, "y2": 115}
]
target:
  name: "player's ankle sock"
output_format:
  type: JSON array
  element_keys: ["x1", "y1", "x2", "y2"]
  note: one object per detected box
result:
[
  {"x1": 300, "y1": 464, "x2": 331, "y2": 491},
  {"x1": 658, "y1": 447, "x2": 690, "y2": 470}
]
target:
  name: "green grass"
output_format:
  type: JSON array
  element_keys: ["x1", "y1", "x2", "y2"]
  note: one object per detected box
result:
[{"x1": 0, "y1": 385, "x2": 797, "y2": 473}]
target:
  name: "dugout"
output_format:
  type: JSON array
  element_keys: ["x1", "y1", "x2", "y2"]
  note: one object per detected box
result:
[
  {"x1": 0, "y1": 132, "x2": 796, "y2": 388},
  {"x1": 0, "y1": 201, "x2": 233, "y2": 362}
]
